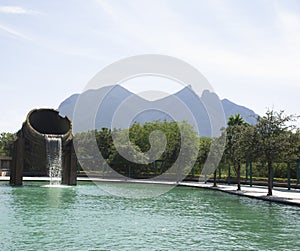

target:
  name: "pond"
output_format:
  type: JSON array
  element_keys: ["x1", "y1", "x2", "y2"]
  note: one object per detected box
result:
[{"x1": 0, "y1": 181, "x2": 299, "y2": 250}]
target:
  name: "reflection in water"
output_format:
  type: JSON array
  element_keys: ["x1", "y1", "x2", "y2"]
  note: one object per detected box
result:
[
  {"x1": 0, "y1": 182, "x2": 299, "y2": 250},
  {"x1": 2, "y1": 183, "x2": 77, "y2": 250},
  {"x1": 11, "y1": 183, "x2": 76, "y2": 209}
]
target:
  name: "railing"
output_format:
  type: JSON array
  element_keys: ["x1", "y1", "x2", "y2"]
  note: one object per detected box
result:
[{"x1": 76, "y1": 157, "x2": 300, "y2": 189}]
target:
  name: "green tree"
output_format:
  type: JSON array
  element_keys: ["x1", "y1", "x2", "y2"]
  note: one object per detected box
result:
[
  {"x1": 95, "y1": 128, "x2": 113, "y2": 159},
  {"x1": 296, "y1": 129, "x2": 300, "y2": 157},
  {"x1": 225, "y1": 114, "x2": 249, "y2": 190},
  {"x1": 227, "y1": 114, "x2": 246, "y2": 127},
  {"x1": 95, "y1": 120, "x2": 199, "y2": 178},
  {"x1": 0, "y1": 132, "x2": 16, "y2": 156},
  {"x1": 255, "y1": 110, "x2": 298, "y2": 196},
  {"x1": 208, "y1": 135, "x2": 226, "y2": 187},
  {"x1": 197, "y1": 137, "x2": 212, "y2": 164}
]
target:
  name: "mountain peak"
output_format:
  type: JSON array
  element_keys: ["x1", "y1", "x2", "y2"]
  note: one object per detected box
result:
[{"x1": 58, "y1": 85, "x2": 258, "y2": 134}]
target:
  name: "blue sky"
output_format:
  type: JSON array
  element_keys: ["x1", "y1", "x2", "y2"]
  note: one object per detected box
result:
[{"x1": 0, "y1": 0, "x2": 300, "y2": 132}]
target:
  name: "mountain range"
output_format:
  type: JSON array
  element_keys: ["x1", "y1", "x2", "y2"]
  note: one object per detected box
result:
[{"x1": 58, "y1": 85, "x2": 258, "y2": 137}]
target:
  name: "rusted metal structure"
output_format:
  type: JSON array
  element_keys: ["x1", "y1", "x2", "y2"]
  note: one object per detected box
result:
[
  {"x1": 0, "y1": 156, "x2": 12, "y2": 176},
  {"x1": 10, "y1": 109, "x2": 77, "y2": 185}
]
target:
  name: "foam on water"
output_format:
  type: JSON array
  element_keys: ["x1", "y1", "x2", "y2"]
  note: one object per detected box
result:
[{"x1": 41, "y1": 184, "x2": 70, "y2": 188}]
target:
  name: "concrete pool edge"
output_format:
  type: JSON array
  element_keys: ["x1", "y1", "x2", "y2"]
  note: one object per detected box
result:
[
  {"x1": 1, "y1": 176, "x2": 300, "y2": 206},
  {"x1": 178, "y1": 181, "x2": 300, "y2": 207}
]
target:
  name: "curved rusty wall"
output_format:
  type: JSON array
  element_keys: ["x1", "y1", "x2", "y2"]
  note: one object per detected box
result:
[{"x1": 10, "y1": 109, "x2": 77, "y2": 185}]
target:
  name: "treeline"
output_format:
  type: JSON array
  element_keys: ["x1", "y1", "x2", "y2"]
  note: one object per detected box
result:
[
  {"x1": 222, "y1": 110, "x2": 300, "y2": 195},
  {"x1": 74, "y1": 120, "x2": 200, "y2": 178},
  {"x1": 1, "y1": 109, "x2": 299, "y2": 195},
  {"x1": 74, "y1": 110, "x2": 300, "y2": 195}
]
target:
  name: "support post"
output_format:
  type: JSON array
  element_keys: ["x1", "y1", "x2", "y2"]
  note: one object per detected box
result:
[
  {"x1": 10, "y1": 136, "x2": 24, "y2": 186},
  {"x1": 250, "y1": 162, "x2": 253, "y2": 187},
  {"x1": 245, "y1": 161, "x2": 248, "y2": 182},
  {"x1": 213, "y1": 169, "x2": 217, "y2": 187},
  {"x1": 69, "y1": 145, "x2": 77, "y2": 185},
  {"x1": 296, "y1": 159, "x2": 300, "y2": 185},
  {"x1": 102, "y1": 161, "x2": 104, "y2": 177},
  {"x1": 272, "y1": 166, "x2": 274, "y2": 188},
  {"x1": 127, "y1": 165, "x2": 131, "y2": 178},
  {"x1": 177, "y1": 164, "x2": 181, "y2": 183},
  {"x1": 62, "y1": 141, "x2": 77, "y2": 185},
  {"x1": 228, "y1": 164, "x2": 231, "y2": 185},
  {"x1": 77, "y1": 161, "x2": 81, "y2": 174},
  {"x1": 287, "y1": 162, "x2": 291, "y2": 190}
]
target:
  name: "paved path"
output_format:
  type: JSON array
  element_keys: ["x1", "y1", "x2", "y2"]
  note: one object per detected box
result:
[
  {"x1": 1, "y1": 176, "x2": 300, "y2": 206},
  {"x1": 179, "y1": 181, "x2": 300, "y2": 206}
]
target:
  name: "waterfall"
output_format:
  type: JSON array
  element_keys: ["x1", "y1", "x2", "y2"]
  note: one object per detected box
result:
[{"x1": 45, "y1": 135, "x2": 63, "y2": 186}]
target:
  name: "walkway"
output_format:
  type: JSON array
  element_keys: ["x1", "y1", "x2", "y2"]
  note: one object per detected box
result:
[
  {"x1": 179, "y1": 181, "x2": 300, "y2": 206},
  {"x1": 1, "y1": 176, "x2": 300, "y2": 206}
]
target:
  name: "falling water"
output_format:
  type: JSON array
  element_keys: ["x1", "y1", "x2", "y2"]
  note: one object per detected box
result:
[{"x1": 45, "y1": 135, "x2": 63, "y2": 186}]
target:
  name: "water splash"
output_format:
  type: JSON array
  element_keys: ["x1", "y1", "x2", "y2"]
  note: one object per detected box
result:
[{"x1": 45, "y1": 135, "x2": 62, "y2": 186}]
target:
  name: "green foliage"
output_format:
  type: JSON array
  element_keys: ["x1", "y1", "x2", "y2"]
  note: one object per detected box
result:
[
  {"x1": 222, "y1": 111, "x2": 300, "y2": 192},
  {"x1": 225, "y1": 124, "x2": 249, "y2": 164},
  {"x1": 224, "y1": 114, "x2": 250, "y2": 189},
  {"x1": 227, "y1": 113, "x2": 247, "y2": 127},
  {"x1": 95, "y1": 128, "x2": 113, "y2": 159},
  {"x1": 197, "y1": 137, "x2": 212, "y2": 163},
  {"x1": 75, "y1": 120, "x2": 199, "y2": 177},
  {"x1": 223, "y1": 111, "x2": 299, "y2": 163},
  {"x1": 255, "y1": 110, "x2": 298, "y2": 163},
  {"x1": 294, "y1": 129, "x2": 300, "y2": 158},
  {"x1": 0, "y1": 132, "x2": 16, "y2": 156},
  {"x1": 74, "y1": 110, "x2": 300, "y2": 182}
]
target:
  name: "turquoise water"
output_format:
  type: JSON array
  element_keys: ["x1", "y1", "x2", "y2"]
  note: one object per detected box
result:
[{"x1": 0, "y1": 181, "x2": 299, "y2": 250}]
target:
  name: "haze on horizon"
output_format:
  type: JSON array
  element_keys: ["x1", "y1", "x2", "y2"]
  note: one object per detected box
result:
[{"x1": 0, "y1": 0, "x2": 300, "y2": 132}]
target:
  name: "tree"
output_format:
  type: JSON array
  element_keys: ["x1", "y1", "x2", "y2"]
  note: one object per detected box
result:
[
  {"x1": 95, "y1": 128, "x2": 113, "y2": 159},
  {"x1": 208, "y1": 135, "x2": 226, "y2": 187},
  {"x1": 197, "y1": 137, "x2": 213, "y2": 164},
  {"x1": 227, "y1": 114, "x2": 246, "y2": 127},
  {"x1": 225, "y1": 114, "x2": 249, "y2": 191},
  {"x1": 73, "y1": 120, "x2": 199, "y2": 178},
  {"x1": 255, "y1": 110, "x2": 298, "y2": 196},
  {"x1": 0, "y1": 132, "x2": 16, "y2": 156},
  {"x1": 296, "y1": 129, "x2": 300, "y2": 157}
]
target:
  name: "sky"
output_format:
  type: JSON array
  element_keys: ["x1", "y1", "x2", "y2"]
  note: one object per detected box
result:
[{"x1": 0, "y1": 0, "x2": 300, "y2": 132}]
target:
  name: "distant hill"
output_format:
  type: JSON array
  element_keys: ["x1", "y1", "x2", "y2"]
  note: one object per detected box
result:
[
  {"x1": 58, "y1": 85, "x2": 258, "y2": 136},
  {"x1": 221, "y1": 98, "x2": 257, "y2": 125}
]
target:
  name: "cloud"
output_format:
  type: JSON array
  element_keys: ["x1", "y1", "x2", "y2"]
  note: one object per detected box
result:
[
  {"x1": 0, "y1": 6, "x2": 37, "y2": 15},
  {"x1": 2, "y1": 1, "x2": 299, "y2": 83},
  {"x1": 93, "y1": 0, "x2": 300, "y2": 84},
  {"x1": 0, "y1": 24, "x2": 31, "y2": 41}
]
